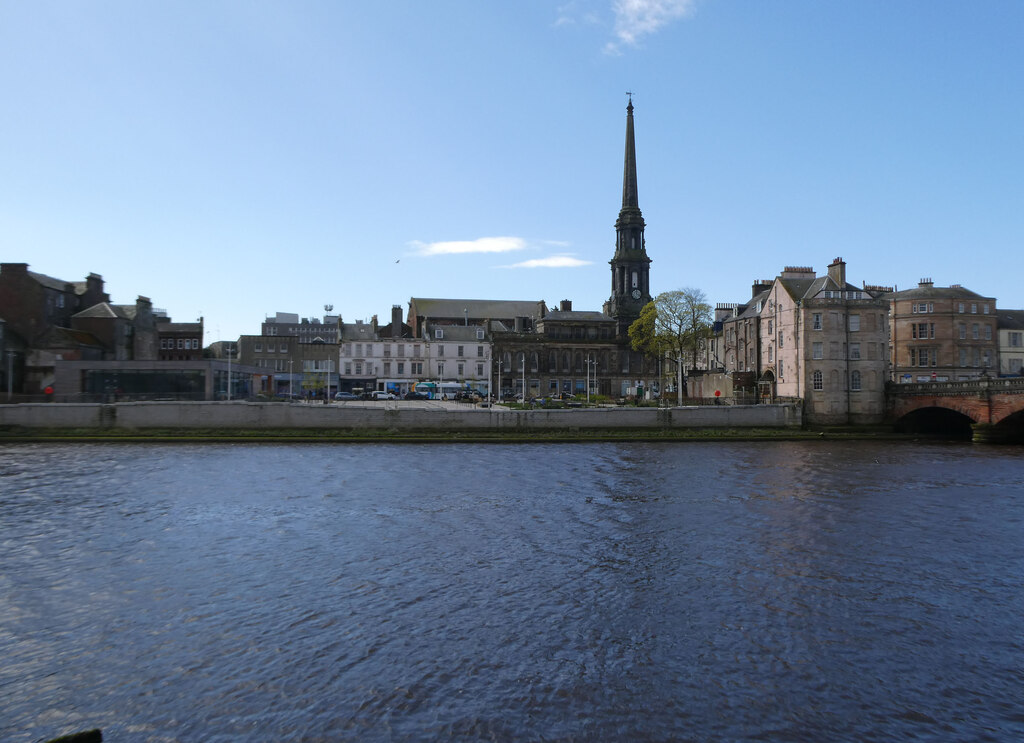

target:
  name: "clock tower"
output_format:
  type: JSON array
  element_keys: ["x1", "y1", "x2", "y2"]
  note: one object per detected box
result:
[{"x1": 605, "y1": 96, "x2": 652, "y2": 337}]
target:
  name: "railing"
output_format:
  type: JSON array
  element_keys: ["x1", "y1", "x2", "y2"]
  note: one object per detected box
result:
[{"x1": 888, "y1": 376, "x2": 1024, "y2": 396}]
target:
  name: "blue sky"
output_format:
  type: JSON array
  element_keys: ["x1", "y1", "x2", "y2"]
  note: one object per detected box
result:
[{"x1": 2, "y1": 1, "x2": 1021, "y2": 343}]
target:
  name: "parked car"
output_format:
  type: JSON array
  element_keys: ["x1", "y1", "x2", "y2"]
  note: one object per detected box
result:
[
  {"x1": 334, "y1": 391, "x2": 360, "y2": 401},
  {"x1": 371, "y1": 390, "x2": 397, "y2": 400},
  {"x1": 404, "y1": 391, "x2": 430, "y2": 400}
]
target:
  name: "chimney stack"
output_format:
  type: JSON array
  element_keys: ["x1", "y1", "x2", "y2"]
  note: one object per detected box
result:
[
  {"x1": 391, "y1": 305, "x2": 403, "y2": 338},
  {"x1": 827, "y1": 257, "x2": 846, "y2": 288}
]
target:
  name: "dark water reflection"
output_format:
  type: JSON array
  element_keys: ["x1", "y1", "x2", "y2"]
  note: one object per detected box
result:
[{"x1": 2, "y1": 441, "x2": 1023, "y2": 741}]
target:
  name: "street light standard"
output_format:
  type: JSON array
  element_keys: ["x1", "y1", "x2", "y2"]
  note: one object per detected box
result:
[
  {"x1": 6, "y1": 350, "x2": 14, "y2": 402},
  {"x1": 226, "y1": 342, "x2": 233, "y2": 401},
  {"x1": 585, "y1": 354, "x2": 598, "y2": 403},
  {"x1": 520, "y1": 353, "x2": 526, "y2": 402},
  {"x1": 288, "y1": 360, "x2": 293, "y2": 398},
  {"x1": 324, "y1": 304, "x2": 334, "y2": 401}
]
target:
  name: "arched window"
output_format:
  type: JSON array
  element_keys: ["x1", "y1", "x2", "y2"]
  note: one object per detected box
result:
[
  {"x1": 812, "y1": 370, "x2": 823, "y2": 391},
  {"x1": 850, "y1": 370, "x2": 862, "y2": 391},
  {"x1": 530, "y1": 352, "x2": 539, "y2": 372},
  {"x1": 562, "y1": 352, "x2": 571, "y2": 372},
  {"x1": 516, "y1": 352, "x2": 526, "y2": 371},
  {"x1": 502, "y1": 352, "x2": 511, "y2": 372},
  {"x1": 574, "y1": 352, "x2": 583, "y2": 373}
]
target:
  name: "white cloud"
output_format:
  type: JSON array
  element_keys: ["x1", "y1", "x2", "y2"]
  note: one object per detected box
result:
[
  {"x1": 607, "y1": 0, "x2": 697, "y2": 50},
  {"x1": 555, "y1": 2, "x2": 602, "y2": 27},
  {"x1": 498, "y1": 255, "x2": 593, "y2": 269},
  {"x1": 409, "y1": 236, "x2": 527, "y2": 256}
]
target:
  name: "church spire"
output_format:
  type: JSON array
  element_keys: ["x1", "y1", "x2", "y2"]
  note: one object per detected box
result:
[
  {"x1": 606, "y1": 95, "x2": 652, "y2": 335},
  {"x1": 621, "y1": 95, "x2": 639, "y2": 211},
  {"x1": 614, "y1": 94, "x2": 645, "y2": 245}
]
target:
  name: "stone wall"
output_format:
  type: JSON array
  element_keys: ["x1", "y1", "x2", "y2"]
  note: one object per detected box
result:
[{"x1": 0, "y1": 401, "x2": 802, "y2": 431}]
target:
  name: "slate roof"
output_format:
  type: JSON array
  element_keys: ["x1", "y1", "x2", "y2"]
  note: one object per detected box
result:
[
  {"x1": 73, "y1": 302, "x2": 131, "y2": 320},
  {"x1": 997, "y1": 310, "x2": 1024, "y2": 330},
  {"x1": 777, "y1": 277, "x2": 820, "y2": 301},
  {"x1": 891, "y1": 284, "x2": 990, "y2": 300},
  {"x1": 340, "y1": 322, "x2": 378, "y2": 339},
  {"x1": 541, "y1": 310, "x2": 611, "y2": 323},
  {"x1": 733, "y1": 289, "x2": 771, "y2": 320},
  {"x1": 426, "y1": 324, "x2": 488, "y2": 342},
  {"x1": 159, "y1": 323, "x2": 203, "y2": 333},
  {"x1": 27, "y1": 270, "x2": 73, "y2": 292},
  {"x1": 35, "y1": 326, "x2": 105, "y2": 349},
  {"x1": 409, "y1": 298, "x2": 547, "y2": 320}
]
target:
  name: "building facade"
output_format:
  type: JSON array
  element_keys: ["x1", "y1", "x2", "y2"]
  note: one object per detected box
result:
[
  {"x1": 996, "y1": 310, "x2": 1024, "y2": 376},
  {"x1": 889, "y1": 281, "x2": 997, "y2": 383},
  {"x1": 714, "y1": 259, "x2": 889, "y2": 424}
]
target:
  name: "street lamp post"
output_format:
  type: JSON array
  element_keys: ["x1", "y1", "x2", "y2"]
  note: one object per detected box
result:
[
  {"x1": 6, "y1": 350, "x2": 13, "y2": 402},
  {"x1": 676, "y1": 354, "x2": 684, "y2": 407},
  {"x1": 226, "y1": 342, "x2": 232, "y2": 401},
  {"x1": 585, "y1": 354, "x2": 598, "y2": 403},
  {"x1": 289, "y1": 360, "x2": 293, "y2": 398},
  {"x1": 520, "y1": 354, "x2": 526, "y2": 402},
  {"x1": 324, "y1": 304, "x2": 334, "y2": 401}
]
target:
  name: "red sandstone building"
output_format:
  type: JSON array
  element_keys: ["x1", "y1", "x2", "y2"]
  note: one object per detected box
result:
[{"x1": 889, "y1": 280, "x2": 998, "y2": 383}]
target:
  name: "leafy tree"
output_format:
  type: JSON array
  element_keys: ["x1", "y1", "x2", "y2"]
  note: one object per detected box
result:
[
  {"x1": 628, "y1": 287, "x2": 713, "y2": 403},
  {"x1": 628, "y1": 300, "x2": 664, "y2": 357}
]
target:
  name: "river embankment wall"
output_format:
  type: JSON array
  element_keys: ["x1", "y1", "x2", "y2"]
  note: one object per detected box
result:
[{"x1": 0, "y1": 401, "x2": 801, "y2": 431}]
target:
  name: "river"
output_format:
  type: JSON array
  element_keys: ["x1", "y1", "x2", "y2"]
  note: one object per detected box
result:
[{"x1": 2, "y1": 441, "x2": 1022, "y2": 742}]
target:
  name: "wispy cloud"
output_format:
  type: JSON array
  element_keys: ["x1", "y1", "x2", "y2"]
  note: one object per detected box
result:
[
  {"x1": 498, "y1": 255, "x2": 593, "y2": 269},
  {"x1": 555, "y1": 1, "x2": 602, "y2": 27},
  {"x1": 409, "y1": 236, "x2": 527, "y2": 256},
  {"x1": 606, "y1": 0, "x2": 697, "y2": 52}
]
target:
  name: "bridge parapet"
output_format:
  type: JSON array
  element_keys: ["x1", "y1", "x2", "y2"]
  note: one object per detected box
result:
[
  {"x1": 888, "y1": 377, "x2": 1024, "y2": 398},
  {"x1": 887, "y1": 376, "x2": 1024, "y2": 427}
]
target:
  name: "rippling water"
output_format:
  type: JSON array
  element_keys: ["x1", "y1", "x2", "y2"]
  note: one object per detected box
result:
[{"x1": 2, "y1": 441, "x2": 1023, "y2": 742}]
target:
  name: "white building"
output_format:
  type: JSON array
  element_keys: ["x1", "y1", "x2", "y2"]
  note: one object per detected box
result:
[{"x1": 998, "y1": 310, "x2": 1024, "y2": 376}]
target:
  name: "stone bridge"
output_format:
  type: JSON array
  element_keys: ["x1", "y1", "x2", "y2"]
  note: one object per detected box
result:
[{"x1": 887, "y1": 377, "x2": 1024, "y2": 442}]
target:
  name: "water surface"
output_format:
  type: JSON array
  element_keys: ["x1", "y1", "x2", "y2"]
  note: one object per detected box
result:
[{"x1": 2, "y1": 441, "x2": 1022, "y2": 741}]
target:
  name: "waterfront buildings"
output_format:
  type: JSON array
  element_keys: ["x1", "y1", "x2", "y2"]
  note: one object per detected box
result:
[
  {"x1": 3, "y1": 102, "x2": 1022, "y2": 416},
  {"x1": 888, "y1": 280, "x2": 998, "y2": 383},
  {"x1": 712, "y1": 259, "x2": 890, "y2": 424}
]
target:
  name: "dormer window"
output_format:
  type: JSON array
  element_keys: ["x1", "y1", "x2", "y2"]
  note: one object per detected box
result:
[
  {"x1": 476, "y1": 329, "x2": 485, "y2": 340},
  {"x1": 435, "y1": 329, "x2": 443, "y2": 339}
]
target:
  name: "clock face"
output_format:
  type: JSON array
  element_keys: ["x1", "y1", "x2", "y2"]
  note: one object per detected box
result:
[{"x1": 631, "y1": 289, "x2": 642, "y2": 300}]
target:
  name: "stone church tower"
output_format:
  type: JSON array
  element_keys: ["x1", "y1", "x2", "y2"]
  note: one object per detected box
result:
[{"x1": 604, "y1": 96, "x2": 652, "y2": 337}]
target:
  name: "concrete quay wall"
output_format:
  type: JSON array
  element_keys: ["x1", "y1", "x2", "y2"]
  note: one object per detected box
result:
[{"x1": 0, "y1": 401, "x2": 801, "y2": 431}]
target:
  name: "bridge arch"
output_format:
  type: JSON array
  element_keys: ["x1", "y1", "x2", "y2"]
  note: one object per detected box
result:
[{"x1": 894, "y1": 406, "x2": 975, "y2": 439}]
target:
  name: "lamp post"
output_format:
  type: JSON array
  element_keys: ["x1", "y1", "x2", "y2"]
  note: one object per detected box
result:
[
  {"x1": 676, "y1": 353, "x2": 684, "y2": 407},
  {"x1": 324, "y1": 304, "x2": 334, "y2": 401},
  {"x1": 520, "y1": 354, "x2": 526, "y2": 402},
  {"x1": 226, "y1": 342, "x2": 232, "y2": 401},
  {"x1": 585, "y1": 354, "x2": 598, "y2": 403},
  {"x1": 490, "y1": 348, "x2": 497, "y2": 402},
  {"x1": 6, "y1": 350, "x2": 13, "y2": 402}
]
